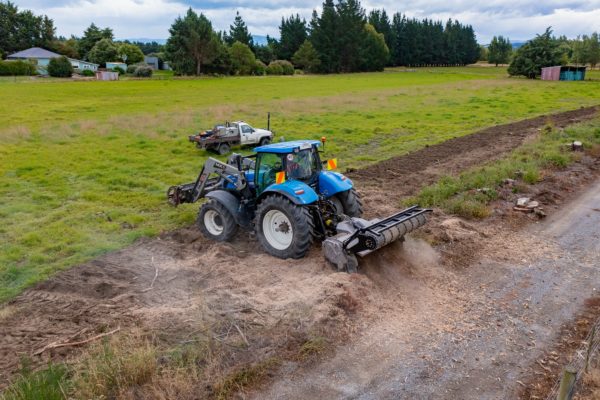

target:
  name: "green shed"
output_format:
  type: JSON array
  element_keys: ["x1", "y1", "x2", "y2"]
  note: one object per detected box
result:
[{"x1": 541, "y1": 65, "x2": 587, "y2": 81}]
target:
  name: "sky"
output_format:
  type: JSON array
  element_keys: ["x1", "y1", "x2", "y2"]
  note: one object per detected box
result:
[{"x1": 14, "y1": 0, "x2": 600, "y2": 44}]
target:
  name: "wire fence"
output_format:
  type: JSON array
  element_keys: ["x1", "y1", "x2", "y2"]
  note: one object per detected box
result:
[{"x1": 545, "y1": 317, "x2": 600, "y2": 400}]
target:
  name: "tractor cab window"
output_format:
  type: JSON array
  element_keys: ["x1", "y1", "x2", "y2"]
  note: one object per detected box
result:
[
  {"x1": 241, "y1": 125, "x2": 253, "y2": 134},
  {"x1": 286, "y1": 149, "x2": 318, "y2": 181},
  {"x1": 255, "y1": 152, "x2": 284, "y2": 193}
]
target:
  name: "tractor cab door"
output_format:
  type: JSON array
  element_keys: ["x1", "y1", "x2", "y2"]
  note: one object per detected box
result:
[{"x1": 255, "y1": 152, "x2": 284, "y2": 194}]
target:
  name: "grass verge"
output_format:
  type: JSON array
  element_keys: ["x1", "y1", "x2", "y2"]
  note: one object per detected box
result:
[
  {"x1": 407, "y1": 119, "x2": 600, "y2": 218},
  {"x1": 1, "y1": 327, "x2": 329, "y2": 399}
]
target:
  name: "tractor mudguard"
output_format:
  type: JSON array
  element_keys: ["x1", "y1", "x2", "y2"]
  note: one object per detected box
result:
[
  {"x1": 259, "y1": 180, "x2": 318, "y2": 205},
  {"x1": 318, "y1": 171, "x2": 353, "y2": 198},
  {"x1": 205, "y1": 190, "x2": 252, "y2": 228}
]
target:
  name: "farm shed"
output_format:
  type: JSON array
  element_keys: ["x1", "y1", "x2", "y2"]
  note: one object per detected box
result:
[
  {"x1": 95, "y1": 71, "x2": 119, "y2": 81},
  {"x1": 7, "y1": 47, "x2": 98, "y2": 74},
  {"x1": 541, "y1": 65, "x2": 587, "y2": 81},
  {"x1": 106, "y1": 62, "x2": 127, "y2": 71}
]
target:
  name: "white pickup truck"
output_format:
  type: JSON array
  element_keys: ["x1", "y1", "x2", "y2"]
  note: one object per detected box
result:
[{"x1": 189, "y1": 121, "x2": 273, "y2": 155}]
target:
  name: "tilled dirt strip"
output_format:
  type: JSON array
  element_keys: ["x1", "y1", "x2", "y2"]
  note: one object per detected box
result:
[
  {"x1": 0, "y1": 106, "x2": 597, "y2": 393},
  {"x1": 351, "y1": 106, "x2": 598, "y2": 211}
]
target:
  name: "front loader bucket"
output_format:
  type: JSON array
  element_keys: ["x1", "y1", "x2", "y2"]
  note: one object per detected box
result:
[{"x1": 323, "y1": 206, "x2": 431, "y2": 272}]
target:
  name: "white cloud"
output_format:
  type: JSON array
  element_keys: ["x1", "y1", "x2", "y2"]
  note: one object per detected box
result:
[{"x1": 15, "y1": 0, "x2": 600, "y2": 42}]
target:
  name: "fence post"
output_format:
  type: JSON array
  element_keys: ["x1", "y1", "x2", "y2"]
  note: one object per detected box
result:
[
  {"x1": 585, "y1": 325, "x2": 596, "y2": 374},
  {"x1": 557, "y1": 367, "x2": 577, "y2": 400}
]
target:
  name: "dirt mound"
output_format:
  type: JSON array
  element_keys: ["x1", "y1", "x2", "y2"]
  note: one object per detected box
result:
[{"x1": 350, "y1": 106, "x2": 598, "y2": 210}]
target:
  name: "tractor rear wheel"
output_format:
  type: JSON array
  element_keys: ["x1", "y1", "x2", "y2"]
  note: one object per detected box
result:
[
  {"x1": 256, "y1": 195, "x2": 314, "y2": 259},
  {"x1": 336, "y1": 188, "x2": 363, "y2": 218},
  {"x1": 198, "y1": 199, "x2": 238, "y2": 241}
]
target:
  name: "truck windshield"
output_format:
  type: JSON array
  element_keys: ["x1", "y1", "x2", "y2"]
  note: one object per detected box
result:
[{"x1": 286, "y1": 149, "x2": 317, "y2": 181}]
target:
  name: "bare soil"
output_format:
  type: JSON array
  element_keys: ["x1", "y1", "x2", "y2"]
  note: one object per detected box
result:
[
  {"x1": 350, "y1": 106, "x2": 598, "y2": 210},
  {"x1": 0, "y1": 107, "x2": 598, "y2": 398}
]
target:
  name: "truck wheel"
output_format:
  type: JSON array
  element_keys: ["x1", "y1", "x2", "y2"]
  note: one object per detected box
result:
[
  {"x1": 259, "y1": 137, "x2": 271, "y2": 146},
  {"x1": 218, "y1": 143, "x2": 231, "y2": 155},
  {"x1": 198, "y1": 200, "x2": 238, "y2": 242},
  {"x1": 256, "y1": 195, "x2": 314, "y2": 259},
  {"x1": 336, "y1": 188, "x2": 363, "y2": 218}
]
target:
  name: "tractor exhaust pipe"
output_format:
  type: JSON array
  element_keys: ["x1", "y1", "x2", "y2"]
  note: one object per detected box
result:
[{"x1": 323, "y1": 206, "x2": 432, "y2": 272}]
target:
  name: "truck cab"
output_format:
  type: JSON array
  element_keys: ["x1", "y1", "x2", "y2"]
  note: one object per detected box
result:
[{"x1": 236, "y1": 122, "x2": 272, "y2": 146}]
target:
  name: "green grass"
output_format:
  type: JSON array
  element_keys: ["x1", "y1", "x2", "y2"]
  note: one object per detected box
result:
[
  {"x1": 408, "y1": 120, "x2": 600, "y2": 218},
  {"x1": 0, "y1": 363, "x2": 69, "y2": 400},
  {"x1": 1, "y1": 66, "x2": 599, "y2": 302}
]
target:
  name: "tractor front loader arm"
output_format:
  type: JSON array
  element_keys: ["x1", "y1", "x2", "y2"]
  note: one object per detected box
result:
[{"x1": 167, "y1": 157, "x2": 248, "y2": 206}]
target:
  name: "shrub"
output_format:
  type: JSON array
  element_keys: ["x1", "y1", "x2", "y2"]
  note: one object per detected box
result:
[
  {"x1": 271, "y1": 60, "x2": 294, "y2": 75},
  {"x1": 266, "y1": 62, "x2": 283, "y2": 75},
  {"x1": 253, "y1": 60, "x2": 266, "y2": 76},
  {"x1": 47, "y1": 56, "x2": 73, "y2": 77},
  {"x1": 229, "y1": 41, "x2": 256, "y2": 75},
  {"x1": 112, "y1": 66, "x2": 125, "y2": 75},
  {"x1": 0, "y1": 60, "x2": 36, "y2": 76},
  {"x1": 81, "y1": 69, "x2": 95, "y2": 77},
  {"x1": 126, "y1": 64, "x2": 138, "y2": 74},
  {"x1": 133, "y1": 65, "x2": 153, "y2": 77}
]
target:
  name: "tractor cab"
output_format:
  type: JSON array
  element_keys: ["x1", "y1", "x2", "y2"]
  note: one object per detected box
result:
[{"x1": 252, "y1": 140, "x2": 323, "y2": 194}]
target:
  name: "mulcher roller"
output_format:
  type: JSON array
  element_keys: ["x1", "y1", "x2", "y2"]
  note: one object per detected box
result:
[{"x1": 323, "y1": 206, "x2": 431, "y2": 272}]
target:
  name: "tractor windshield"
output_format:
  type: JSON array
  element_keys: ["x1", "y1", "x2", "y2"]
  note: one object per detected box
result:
[{"x1": 286, "y1": 149, "x2": 318, "y2": 181}]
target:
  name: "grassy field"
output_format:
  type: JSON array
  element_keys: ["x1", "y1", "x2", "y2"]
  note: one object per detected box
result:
[{"x1": 1, "y1": 66, "x2": 599, "y2": 302}]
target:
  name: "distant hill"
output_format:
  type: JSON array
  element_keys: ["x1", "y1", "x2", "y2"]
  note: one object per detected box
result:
[
  {"x1": 123, "y1": 38, "x2": 167, "y2": 44},
  {"x1": 253, "y1": 35, "x2": 269, "y2": 45},
  {"x1": 481, "y1": 41, "x2": 526, "y2": 49}
]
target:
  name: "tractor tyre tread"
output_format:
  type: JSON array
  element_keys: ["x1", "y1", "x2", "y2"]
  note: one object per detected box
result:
[
  {"x1": 337, "y1": 188, "x2": 363, "y2": 218},
  {"x1": 197, "y1": 199, "x2": 238, "y2": 242},
  {"x1": 255, "y1": 195, "x2": 314, "y2": 259}
]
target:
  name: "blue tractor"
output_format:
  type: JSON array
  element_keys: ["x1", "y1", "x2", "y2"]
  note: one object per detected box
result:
[{"x1": 168, "y1": 140, "x2": 430, "y2": 271}]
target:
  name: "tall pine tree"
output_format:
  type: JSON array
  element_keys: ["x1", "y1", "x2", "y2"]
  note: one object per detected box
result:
[
  {"x1": 277, "y1": 14, "x2": 307, "y2": 61},
  {"x1": 166, "y1": 8, "x2": 222, "y2": 75},
  {"x1": 310, "y1": 0, "x2": 339, "y2": 73},
  {"x1": 225, "y1": 11, "x2": 253, "y2": 49},
  {"x1": 488, "y1": 35, "x2": 512, "y2": 66}
]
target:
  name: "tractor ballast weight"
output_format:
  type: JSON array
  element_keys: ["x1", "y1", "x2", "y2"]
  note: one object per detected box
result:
[{"x1": 168, "y1": 140, "x2": 431, "y2": 271}]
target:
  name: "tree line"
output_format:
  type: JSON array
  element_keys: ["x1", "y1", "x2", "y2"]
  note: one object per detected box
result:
[
  {"x1": 508, "y1": 28, "x2": 600, "y2": 78},
  {"x1": 3, "y1": 0, "x2": 599, "y2": 79},
  {"x1": 165, "y1": 0, "x2": 481, "y2": 75},
  {"x1": 482, "y1": 31, "x2": 600, "y2": 69},
  {"x1": 0, "y1": 1, "x2": 146, "y2": 67}
]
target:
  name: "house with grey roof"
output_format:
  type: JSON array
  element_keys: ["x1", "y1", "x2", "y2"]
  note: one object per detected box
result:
[{"x1": 7, "y1": 47, "x2": 98, "y2": 74}]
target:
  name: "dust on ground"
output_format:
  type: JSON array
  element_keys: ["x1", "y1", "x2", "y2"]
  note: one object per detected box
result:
[{"x1": 0, "y1": 107, "x2": 598, "y2": 398}]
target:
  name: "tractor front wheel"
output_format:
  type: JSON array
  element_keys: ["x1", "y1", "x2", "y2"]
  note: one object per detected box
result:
[
  {"x1": 336, "y1": 188, "x2": 363, "y2": 218},
  {"x1": 198, "y1": 200, "x2": 238, "y2": 241},
  {"x1": 256, "y1": 195, "x2": 314, "y2": 259}
]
